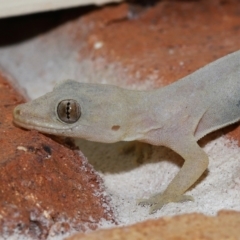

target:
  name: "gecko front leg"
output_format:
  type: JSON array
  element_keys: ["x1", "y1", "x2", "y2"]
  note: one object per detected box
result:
[{"x1": 138, "y1": 137, "x2": 209, "y2": 213}]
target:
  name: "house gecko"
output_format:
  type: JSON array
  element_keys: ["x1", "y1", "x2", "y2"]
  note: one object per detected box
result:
[{"x1": 13, "y1": 50, "x2": 240, "y2": 213}]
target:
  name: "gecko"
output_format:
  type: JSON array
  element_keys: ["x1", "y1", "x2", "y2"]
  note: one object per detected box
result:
[{"x1": 13, "y1": 50, "x2": 240, "y2": 213}]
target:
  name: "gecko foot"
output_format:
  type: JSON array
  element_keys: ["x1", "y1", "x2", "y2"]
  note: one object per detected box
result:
[{"x1": 137, "y1": 193, "x2": 194, "y2": 214}]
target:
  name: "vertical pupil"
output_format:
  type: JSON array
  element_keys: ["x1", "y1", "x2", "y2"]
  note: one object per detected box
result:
[
  {"x1": 66, "y1": 102, "x2": 71, "y2": 119},
  {"x1": 57, "y1": 99, "x2": 81, "y2": 124}
]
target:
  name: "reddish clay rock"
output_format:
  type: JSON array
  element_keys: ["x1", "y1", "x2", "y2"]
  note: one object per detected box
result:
[
  {"x1": 66, "y1": 210, "x2": 240, "y2": 240},
  {"x1": 0, "y1": 73, "x2": 114, "y2": 239}
]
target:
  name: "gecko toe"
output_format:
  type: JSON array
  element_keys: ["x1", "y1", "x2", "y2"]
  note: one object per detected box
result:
[
  {"x1": 138, "y1": 193, "x2": 194, "y2": 213},
  {"x1": 137, "y1": 198, "x2": 155, "y2": 206},
  {"x1": 149, "y1": 203, "x2": 164, "y2": 214},
  {"x1": 176, "y1": 194, "x2": 194, "y2": 202}
]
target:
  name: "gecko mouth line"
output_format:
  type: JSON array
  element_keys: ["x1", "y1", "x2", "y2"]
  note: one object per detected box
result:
[{"x1": 13, "y1": 115, "x2": 75, "y2": 133}]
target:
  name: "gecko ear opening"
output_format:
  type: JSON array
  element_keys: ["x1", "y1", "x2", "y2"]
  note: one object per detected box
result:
[{"x1": 57, "y1": 99, "x2": 81, "y2": 124}]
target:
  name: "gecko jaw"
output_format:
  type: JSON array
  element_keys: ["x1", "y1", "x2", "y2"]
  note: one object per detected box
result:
[{"x1": 13, "y1": 106, "x2": 74, "y2": 135}]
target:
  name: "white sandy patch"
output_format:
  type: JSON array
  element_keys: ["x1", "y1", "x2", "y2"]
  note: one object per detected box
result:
[{"x1": 75, "y1": 134, "x2": 240, "y2": 226}]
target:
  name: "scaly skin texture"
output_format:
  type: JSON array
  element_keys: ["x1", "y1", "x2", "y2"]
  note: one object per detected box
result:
[{"x1": 13, "y1": 51, "x2": 240, "y2": 213}]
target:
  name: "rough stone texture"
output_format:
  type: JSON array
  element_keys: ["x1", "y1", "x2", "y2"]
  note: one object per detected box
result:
[
  {"x1": 0, "y1": 73, "x2": 114, "y2": 239},
  {"x1": 67, "y1": 210, "x2": 240, "y2": 240}
]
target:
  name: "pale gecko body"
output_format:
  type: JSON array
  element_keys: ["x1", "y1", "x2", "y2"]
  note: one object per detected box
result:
[{"x1": 13, "y1": 51, "x2": 240, "y2": 213}]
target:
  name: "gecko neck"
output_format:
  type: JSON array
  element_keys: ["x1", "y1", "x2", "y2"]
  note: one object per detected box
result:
[{"x1": 119, "y1": 88, "x2": 163, "y2": 142}]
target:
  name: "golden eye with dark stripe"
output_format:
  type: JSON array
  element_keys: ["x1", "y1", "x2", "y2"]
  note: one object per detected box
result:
[{"x1": 57, "y1": 99, "x2": 81, "y2": 123}]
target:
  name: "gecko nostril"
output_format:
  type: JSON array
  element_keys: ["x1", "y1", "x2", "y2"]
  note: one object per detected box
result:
[{"x1": 14, "y1": 107, "x2": 21, "y2": 116}]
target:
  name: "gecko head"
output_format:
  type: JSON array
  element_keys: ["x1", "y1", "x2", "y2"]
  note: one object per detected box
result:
[{"x1": 13, "y1": 80, "x2": 129, "y2": 143}]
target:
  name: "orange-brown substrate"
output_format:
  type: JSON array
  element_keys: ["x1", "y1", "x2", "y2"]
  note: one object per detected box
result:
[
  {"x1": 67, "y1": 210, "x2": 240, "y2": 240},
  {"x1": 0, "y1": 73, "x2": 114, "y2": 239}
]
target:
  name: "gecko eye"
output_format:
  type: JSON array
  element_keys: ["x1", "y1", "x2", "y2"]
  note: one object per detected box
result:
[{"x1": 57, "y1": 99, "x2": 81, "y2": 123}]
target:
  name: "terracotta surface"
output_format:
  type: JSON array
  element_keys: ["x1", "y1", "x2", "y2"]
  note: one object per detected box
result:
[
  {"x1": 0, "y1": 73, "x2": 114, "y2": 239},
  {"x1": 67, "y1": 210, "x2": 240, "y2": 240}
]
